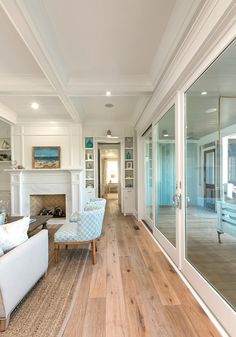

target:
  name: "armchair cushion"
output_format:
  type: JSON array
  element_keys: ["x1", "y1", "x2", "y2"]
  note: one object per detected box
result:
[{"x1": 55, "y1": 208, "x2": 104, "y2": 243}]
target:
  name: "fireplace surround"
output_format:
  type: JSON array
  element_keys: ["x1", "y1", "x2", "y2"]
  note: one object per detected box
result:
[{"x1": 6, "y1": 169, "x2": 83, "y2": 218}]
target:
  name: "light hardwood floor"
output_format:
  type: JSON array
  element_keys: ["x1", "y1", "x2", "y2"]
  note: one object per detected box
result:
[{"x1": 62, "y1": 200, "x2": 221, "y2": 337}]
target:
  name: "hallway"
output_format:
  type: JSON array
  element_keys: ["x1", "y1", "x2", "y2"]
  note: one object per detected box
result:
[{"x1": 62, "y1": 200, "x2": 221, "y2": 337}]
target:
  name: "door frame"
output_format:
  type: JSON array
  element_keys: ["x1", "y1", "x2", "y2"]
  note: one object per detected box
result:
[
  {"x1": 152, "y1": 95, "x2": 180, "y2": 266},
  {"x1": 95, "y1": 139, "x2": 123, "y2": 207}
]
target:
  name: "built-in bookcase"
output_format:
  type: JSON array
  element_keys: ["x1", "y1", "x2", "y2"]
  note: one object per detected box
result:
[
  {"x1": 123, "y1": 136, "x2": 135, "y2": 215},
  {"x1": 124, "y1": 137, "x2": 134, "y2": 188},
  {"x1": 84, "y1": 137, "x2": 96, "y2": 204}
]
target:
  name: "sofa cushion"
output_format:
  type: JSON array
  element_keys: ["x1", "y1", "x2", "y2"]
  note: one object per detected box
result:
[{"x1": 0, "y1": 216, "x2": 30, "y2": 253}]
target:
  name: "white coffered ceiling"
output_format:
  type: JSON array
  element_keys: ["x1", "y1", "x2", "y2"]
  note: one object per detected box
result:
[{"x1": 0, "y1": 0, "x2": 201, "y2": 125}]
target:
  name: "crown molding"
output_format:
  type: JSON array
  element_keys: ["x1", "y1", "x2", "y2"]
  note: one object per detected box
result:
[
  {"x1": 135, "y1": 0, "x2": 236, "y2": 135},
  {"x1": 0, "y1": 0, "x2": 80, "y2": 122},
  {"x1": 0, "y1": 74, "x2": 55, "y2": 94},
  {"x1": 0, "y1": 102, "x2": 17, "y2": 124}
]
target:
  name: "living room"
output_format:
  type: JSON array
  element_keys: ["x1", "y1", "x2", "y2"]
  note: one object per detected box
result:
[{"x1": 1, "y1": 1, "x2": 236, "y2": 337}]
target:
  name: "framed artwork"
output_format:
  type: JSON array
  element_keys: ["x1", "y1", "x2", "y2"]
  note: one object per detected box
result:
[{"x1": 32, "y1": 146, "x2": 61, "y2": 169}]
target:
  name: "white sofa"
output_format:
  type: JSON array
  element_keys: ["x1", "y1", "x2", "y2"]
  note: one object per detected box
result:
[{"x1": 0, "y1": 229, "x2": 48, "y2": 331}]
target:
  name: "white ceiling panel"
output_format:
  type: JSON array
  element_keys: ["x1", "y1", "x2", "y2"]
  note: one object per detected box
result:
[
  {"x1": 71, "y1": 95, "x2": 144, "y2": 123},
  {"x1": 22, "y1": 0, "x2": 175, "y2": 84},
  {"x1": 0, "y1": 96, "x2": 71, "y2": 122},
  {"x1": 0, "y1": 6, "x2": 45, "y2": 77}
]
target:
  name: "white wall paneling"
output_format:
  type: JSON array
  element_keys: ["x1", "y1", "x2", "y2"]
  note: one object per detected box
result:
[{"x1": 12, "y1": 123, "x2": 82, "y2": 169}]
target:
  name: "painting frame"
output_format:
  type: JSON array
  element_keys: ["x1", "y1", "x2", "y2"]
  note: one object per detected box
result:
[{"x1": 32, "y1": 146, "x2": 61, "y2": 169}]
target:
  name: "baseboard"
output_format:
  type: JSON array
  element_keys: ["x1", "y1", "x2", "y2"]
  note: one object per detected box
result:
[{"x1": 140, "y1": 220, "x2": 229, "y2": 337}]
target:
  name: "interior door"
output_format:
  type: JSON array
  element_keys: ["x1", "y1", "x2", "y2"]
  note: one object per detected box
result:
[{"x1": 204, "y1": 149, "x2": 215, "y2": 210}]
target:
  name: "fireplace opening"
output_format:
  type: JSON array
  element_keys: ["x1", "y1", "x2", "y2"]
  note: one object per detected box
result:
[{"x1": 30, "y1": 194, "x2": 66, "y2": 218}]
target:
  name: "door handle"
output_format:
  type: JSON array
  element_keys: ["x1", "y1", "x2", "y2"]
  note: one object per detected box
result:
[{"x1": 173, "y1": 194, "x2": 182, "y2": 209}]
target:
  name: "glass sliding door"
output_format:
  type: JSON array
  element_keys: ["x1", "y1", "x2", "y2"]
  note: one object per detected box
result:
[
  {"x1": 144, "y1": 131, "x2": 153, "y2": 226},
  {"x1": 154, "y1": 105, "x2": 177, "y2": 248},
  {"x1": 185, "y1": 38, "x2": 236, "y2": 316}
]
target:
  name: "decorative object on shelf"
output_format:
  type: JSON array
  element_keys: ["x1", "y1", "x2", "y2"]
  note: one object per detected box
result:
[
  {"x1": 16, "y1": 164, "x2": 25, "y2": 169},
  {"x1": 126, "y1": 161, "x2": 133, "y2": 169},
  {"x1": 0, "y1": 154, "x2": 9, "y2": 161},
  {"x1": 126, "y1": 151, "x2": 132, "y2": 160},
  {"x1": 1, "y1": 140, "x2": 10, "y2": 149},
  {"x1": 85, "y1": 137, "x2": 94, "y2": 149},
  {"x1": 125, "y1": 137, "x2": 133, "y2": 148},
  {"x1": 87, "y1": 152, "x2": 93, "y2": 160},
  {"x1": 32, "y1": 146, "x2": 61, "y2": 169},
  {"x1": 86, "y1": 182, "x2": 94, "y2": 188}
]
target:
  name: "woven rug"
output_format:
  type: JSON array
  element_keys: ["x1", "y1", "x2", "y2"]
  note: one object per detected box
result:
[{"x1": 1, "y1": 225, "x2": 89, "y2": 337}]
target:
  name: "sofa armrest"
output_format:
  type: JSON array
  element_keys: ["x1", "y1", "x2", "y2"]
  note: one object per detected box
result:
[{"x1": 0, "y1": 230, "x2": 48, "y2": 318}]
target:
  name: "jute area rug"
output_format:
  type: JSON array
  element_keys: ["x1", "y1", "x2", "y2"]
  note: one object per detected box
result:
[{"x1": 1, "y1": 225, "x2": 89, "y2": 337}]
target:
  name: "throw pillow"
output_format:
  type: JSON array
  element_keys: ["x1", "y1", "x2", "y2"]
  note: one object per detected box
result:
[
  {"x1": 0, "y1": 212, "x2": 6, "y2": 225},
  {"x1": 0, "y1": 216, "x2": 30, "y2": 253},
  {"x1": 0, "y1": 247, "x2": 4, "y2": 257}
]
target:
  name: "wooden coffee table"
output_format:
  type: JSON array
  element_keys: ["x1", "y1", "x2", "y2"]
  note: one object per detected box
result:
[{"x1": 8, "y1": 215, "x2": 53, "y2": 235}]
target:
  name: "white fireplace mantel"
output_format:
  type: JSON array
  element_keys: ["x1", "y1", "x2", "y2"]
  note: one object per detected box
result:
[{"x1": 5, "y1": 168, "x2": 83, "y2": 217}]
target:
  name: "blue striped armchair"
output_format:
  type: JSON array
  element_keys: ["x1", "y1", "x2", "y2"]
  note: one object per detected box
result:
[{"x1": 54, "y1": 206, "x2": 105, "y2": 264}]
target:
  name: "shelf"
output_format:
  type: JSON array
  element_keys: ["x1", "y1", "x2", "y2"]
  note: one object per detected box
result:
[
  {"x1": 85, "y1": 178, "x2": 94, "y2": 181},
  {"x1": 85, "y1": 159, "x2": 94, "y2": 162},
  {"x1": 0, "y1": 148, "x2": 11, "y2": 151},
  {"x1": 125, "y1": 159, "x2": 133, "y2": 161},
  {"x1": 86, "y1": 169, "x2": 94, "y2": 171},
  {"x1": 125, "y1": 177, "x2": 134, "y2": 180},
  {"x1": 0, "y1": 161, "x2": 11, "y2": 163},
  {"x1": 125, "y1": 168, "x2": 134, "y2": 170},
  {"x1": 125, "y1": 147, "x2": 133, "y2": 150}
]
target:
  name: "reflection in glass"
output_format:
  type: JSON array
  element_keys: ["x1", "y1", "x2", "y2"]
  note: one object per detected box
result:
[
  {"x1": 185, "y1": 39, "x2": 236, "y2": 310},
  {"x1": 144, "y1": 132, "x2": 153, "y2": 223},
  {"x1": 155, "y1": 106, "x2": 176, "y2": 246}
]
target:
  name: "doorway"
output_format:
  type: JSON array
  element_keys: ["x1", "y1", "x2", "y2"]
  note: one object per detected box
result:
[{"x1": 97, "y1": 143, "x2": 121, "y2": 203}]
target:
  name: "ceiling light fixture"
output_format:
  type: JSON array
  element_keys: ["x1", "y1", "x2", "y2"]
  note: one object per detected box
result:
[
  {"x1": 205, "y1": 108, "x2": 217, "y2": 113},
  {"x1": 201, "y1": 91, "x2": 207, "y2": 95},
  {"x1": 31, "y1": 102, "x2": 39, "y2": 110},
  {"x1": 163, "y1": 130, "x2": 169, "y2": 137},
  {"x1": 105, "y1": 103, "x2": 114, "y2": 108},
  {"x1": 106, "y1": 91, "x2": 111, "y2": 96},
  {"x1": 106, "y1": 130, "x2": 112, "y2": 138}
]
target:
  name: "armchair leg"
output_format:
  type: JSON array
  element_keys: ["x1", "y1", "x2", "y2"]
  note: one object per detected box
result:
[
  {"x1": 91, "y1": 240, "x2": 96, "y2": 265},
  {"x1": 0, "y1": 315, "x2": 10, "y2": 332},
  {"x1": 54, "y1": 244, "x2": 60, "y2": 263}
]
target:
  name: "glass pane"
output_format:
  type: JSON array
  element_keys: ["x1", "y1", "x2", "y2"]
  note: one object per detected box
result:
[
  {"x1": 144, "y1": 132, "x2": 153, "y2": 221},
  {"x1": 185, "y1": 38, "x2": 236, "y2": 310},
  {"x1": 155, "y1": 105, "x2": 176, "y2": 246}
]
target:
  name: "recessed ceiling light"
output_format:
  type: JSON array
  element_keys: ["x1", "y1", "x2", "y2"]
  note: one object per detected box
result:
[
  {"x1": 105, "y1": 103, "x2": 114, "y2": 108},
  {"x1": 205, "y1": 108, "x2": 217, "y2": 113},
  {"x1": 201, "y1": 91, "x2": 207, "y2": 95},
  {"x1": 31, "y1": 102, "x2": 39, "y2": 110},
  {"x1": 106, "y1": 91, "x2": 111, "y2": 96}
]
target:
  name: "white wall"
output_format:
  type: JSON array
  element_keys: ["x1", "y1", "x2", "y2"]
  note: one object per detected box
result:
[
  {"x1": 83, "y1": 121, "x2": 134, "y2": 138},
  {"x1": 12, "y1": 122, "x2": 83, "y2": 169}
]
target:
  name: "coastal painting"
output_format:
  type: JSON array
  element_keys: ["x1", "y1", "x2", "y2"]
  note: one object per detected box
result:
[{"x1": 32, "y1": 146, "x2": 61, "y2": 169}]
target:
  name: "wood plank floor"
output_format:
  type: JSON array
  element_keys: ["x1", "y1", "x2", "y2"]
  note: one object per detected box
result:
[{"x1": 62, "y1": 200, "x2": 221, "y2": 337}]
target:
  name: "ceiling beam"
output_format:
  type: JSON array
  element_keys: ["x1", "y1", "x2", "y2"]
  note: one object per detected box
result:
[{"x1": 0, "y1": 0, "x2": 81, "y2": 122}]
